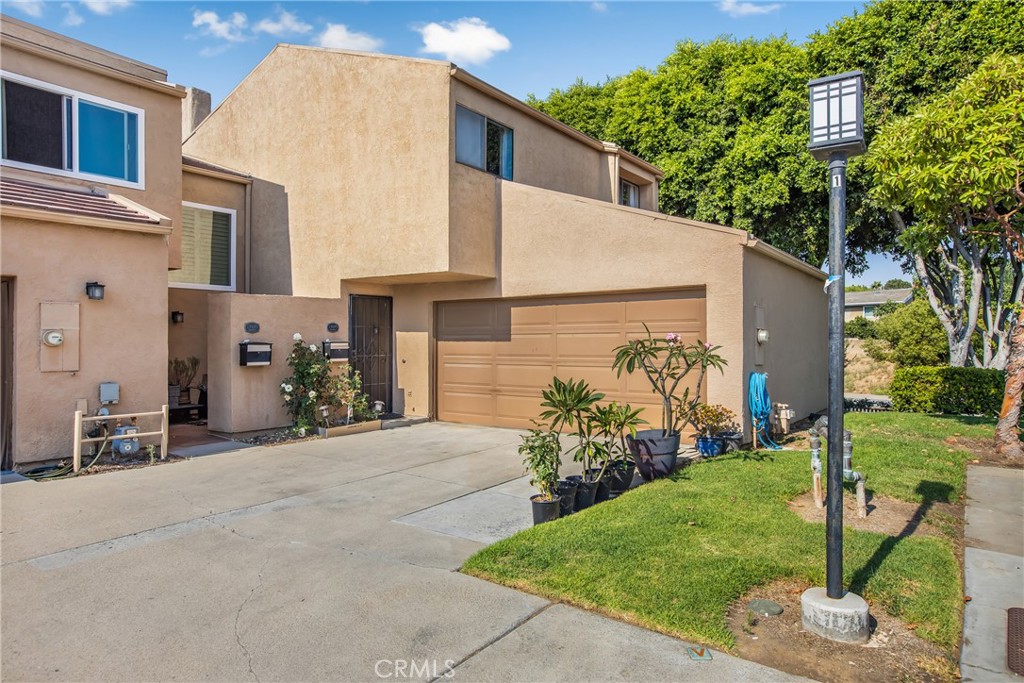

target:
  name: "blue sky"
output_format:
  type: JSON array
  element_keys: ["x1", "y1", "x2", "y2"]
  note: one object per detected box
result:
[{"x1": 4, "y1": 0, "x2": 906, "y2": 283}]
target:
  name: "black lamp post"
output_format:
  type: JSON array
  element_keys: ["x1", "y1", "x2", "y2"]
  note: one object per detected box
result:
[{"x1": 808, "y1": 70, "x2": 866, "y2": 600}]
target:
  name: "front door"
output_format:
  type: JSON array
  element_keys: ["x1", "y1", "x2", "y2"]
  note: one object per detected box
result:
[{"x1": 349, "y1": 295, "x2": 393, "y2": 414}]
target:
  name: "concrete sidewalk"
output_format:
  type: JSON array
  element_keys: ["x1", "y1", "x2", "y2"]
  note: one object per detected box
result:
[
  {"x1": 0, "y1": 423, "x2": 805, "y2": 682},
  {"x1": 961, "y1": 465, "x2": 1024, "y2": 682}
]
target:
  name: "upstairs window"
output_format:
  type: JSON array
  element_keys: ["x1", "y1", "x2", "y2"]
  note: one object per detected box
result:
[
  {"x1": 1, "y1": 73, "x2": 143, "y2": 188},
  {"x1": 620, "y1": 179, "x2": 639, "y2": 208},
  {"x1": 456, "y1": 105, "x2": 513, "y2": 180},
  {"x1": 169, "y1": 203, "x2": 235, "y2": 291}
]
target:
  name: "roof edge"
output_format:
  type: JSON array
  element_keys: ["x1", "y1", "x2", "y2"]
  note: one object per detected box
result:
[{"x1": 745, "y1": 237, "x2": 827, "y2": 281}]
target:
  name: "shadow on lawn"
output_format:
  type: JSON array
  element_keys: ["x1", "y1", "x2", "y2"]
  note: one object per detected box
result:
[{"x1": 848, "y1": 480, "x2": 953, "y2": 594}]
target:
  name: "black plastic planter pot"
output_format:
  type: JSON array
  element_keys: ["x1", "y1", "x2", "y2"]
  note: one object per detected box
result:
[
  {"x1": 627, "y1": 429, "x2": 681, "y2": 481},
  {"x1": 531, "y1": 494, "x2": 561, "y2": 525},
  {"x1": 555, "y1": 480, "x2": 578, "y2": 517},
  {"x1": 586, "y1": 469, "x2": 611, "y2": 503},
  {"x1": 606, "y1": 461, "x2": 636, "y2": 493},
  {"x1": 567, "y1": 476, "x2": 598, "y2": 511}
]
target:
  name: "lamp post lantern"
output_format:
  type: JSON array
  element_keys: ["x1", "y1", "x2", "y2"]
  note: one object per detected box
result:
[{"x1": 800, "y1": 70, "x2": 871, "y2": 644}]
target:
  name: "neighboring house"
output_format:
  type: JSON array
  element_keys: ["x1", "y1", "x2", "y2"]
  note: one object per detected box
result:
[
  {"x1": 0, "y1": 16, "x2": 184, "y2": 468},
  {"x1": 2, "y1": 20, "x2": 828, "y2": 467},
  {"x1": 844, "y1": 288, "x2": 913, "y2": 321}
]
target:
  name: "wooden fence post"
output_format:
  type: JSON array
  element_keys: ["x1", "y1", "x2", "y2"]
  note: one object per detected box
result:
[
  {"x1": 73, "y1": 410, "x2": 83, "y2": 473},
  {"x1": 160, "y1": 404, "x2": 169, "y2": 460}
]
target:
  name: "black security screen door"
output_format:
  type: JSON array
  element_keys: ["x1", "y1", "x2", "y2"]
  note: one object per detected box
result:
[{"x1": 349, "y1": 295, "x2": 393, "y2": 413}]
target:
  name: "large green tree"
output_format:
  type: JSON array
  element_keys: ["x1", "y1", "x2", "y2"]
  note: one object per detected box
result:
[
  {"x1": 528, "y1": 0, "x2": 1024, "y2": 273},
  {"x1": 868, "y1": 54, "x2": 1024, "y2": 457}
]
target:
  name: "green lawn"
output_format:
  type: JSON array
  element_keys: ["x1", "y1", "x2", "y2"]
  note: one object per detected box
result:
[{"x1": 463, "y1": 413, "x2": 994, "y2": 654}]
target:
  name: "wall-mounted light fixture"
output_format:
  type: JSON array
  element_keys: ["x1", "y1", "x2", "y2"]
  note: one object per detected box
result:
[
  {"x1": 85, "y1": 282, "x2": 106, "y2": 301},
  {"x1": 756, "y1": 328, "x2": 770, "y2": 345},
  {"x1": 171, "y1": 311, "x2": 185, "y2": 324}
]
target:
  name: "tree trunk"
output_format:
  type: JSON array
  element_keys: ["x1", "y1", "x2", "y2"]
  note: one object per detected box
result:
[{"x1": 995, "y1": 319, "x2": 1024, "y2": 459}]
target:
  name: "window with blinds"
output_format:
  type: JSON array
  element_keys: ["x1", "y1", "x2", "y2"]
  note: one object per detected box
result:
[{"x1": 169, "y1": 203, "x2": 234, "y2": 290}]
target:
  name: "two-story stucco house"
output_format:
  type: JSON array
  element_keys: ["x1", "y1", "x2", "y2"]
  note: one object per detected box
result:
[
  {"x1": 2, "y1": 18, "x2": 827, "y2": 468},
  {"x1": 180, "y1": 45, "x2": 828, "y2": 438}
]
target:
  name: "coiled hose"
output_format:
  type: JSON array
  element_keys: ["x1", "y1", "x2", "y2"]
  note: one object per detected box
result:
[
  {"x1": 749, "y1": 372, "x2": 782, "y2": 450},
  {"x1": 21, "y1": 433, "x2": 109, "y2": 480}
]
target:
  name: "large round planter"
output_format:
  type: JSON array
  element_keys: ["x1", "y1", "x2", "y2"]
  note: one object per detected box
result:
[
  {"x1": 555, "y1": 480, "x2": 578, "y2": 517},
  {"x1": 531, "y1": 494, "x2": 561, "y2": 525},
  {"x1": 605, "y1": 461, "x2": 636, "y2": 494},
  {"x1": 627, "y1": 429, "x2": 681, "y2": 481},
  {"x1": 695, "y1": 436, "x2": 727, "y2": 457},
  {"x1": 567, "y1": 476, "x2": 598, "y2": 511}
]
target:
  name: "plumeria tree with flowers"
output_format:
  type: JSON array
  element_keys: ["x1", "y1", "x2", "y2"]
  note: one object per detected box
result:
[
  {"x1": 280, "y1": 333, "x2": 369, "y2": 432},
  {"x1": 611, "y1": 324, "x2": 726, "y2": 436}
]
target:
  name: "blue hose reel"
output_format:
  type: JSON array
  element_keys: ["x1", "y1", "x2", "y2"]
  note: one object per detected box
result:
[{"x1": 749, "y1": 372, "x2": 782, "y2": 450}]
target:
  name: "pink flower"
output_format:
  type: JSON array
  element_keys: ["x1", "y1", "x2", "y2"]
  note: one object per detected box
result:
[
  {"x1": 704, "y1": 342, "x2": 713, "y2": 350},
  {"x1": 666, "y1": 333, "x2": 680, "y2": 346}
]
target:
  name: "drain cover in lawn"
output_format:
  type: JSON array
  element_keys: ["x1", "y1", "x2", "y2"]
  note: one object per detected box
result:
[{"x1": 1009, "y1": 607, "x2": 1024, "y2": 676}]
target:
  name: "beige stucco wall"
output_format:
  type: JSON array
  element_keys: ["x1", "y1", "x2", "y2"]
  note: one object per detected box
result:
[
  {"x1": 206, "y1": 293, "x2": 349, "y2": 434},
  {"x1": 0, "y1": 42, "x2": 184, "y2": 270},
  {"x1": 383, "y1": 182, "x2": 751, "y2": 423},
  {"x1": 451, "y1": 80, "x2": 613, "y2": 203},
  {"x1": 2, "y1": 218, "x2": 168, "y2": 465},
  {"x1": 742, "y1": 247, "x2": 828, "y2": 423},
  {"x1": 183, "y1": 47, "x2": 456, "y2": 294}
]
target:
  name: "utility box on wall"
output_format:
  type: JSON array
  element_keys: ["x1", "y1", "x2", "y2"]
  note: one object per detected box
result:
[
  {"x1": 239, "y1": 341, "x2": 272, "y2": 367},
  {"x1": 322, "y1": 340, "x2": 349, "y2": 362},
  {"x1": 39, "y1": 302, "x2": 80, "y2": 372}
]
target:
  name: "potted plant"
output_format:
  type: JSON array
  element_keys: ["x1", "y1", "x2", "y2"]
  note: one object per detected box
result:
[
  {"x1": 690, "y1": 403, "x2": 738, "y2": 457},
  {"x1": 611, "y1": 325, "x2": 726, "y2": 480},
  {"x1": 169, "y1": 356, "x2": 199, "y2": 405},
  {"x1": 539, "y1": 377, "x2": 606, "y2": 511},
  {"x1": 519, "y1": 427, "x2": 562, "y2": 525},
  {"x1": 592, "y1": 402, "x2": 646, "y2": 494}
]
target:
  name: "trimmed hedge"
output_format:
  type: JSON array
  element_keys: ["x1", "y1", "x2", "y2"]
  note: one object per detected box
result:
[{"x1": 890, "y1": 366, "x2": 1004, "y2": 416}]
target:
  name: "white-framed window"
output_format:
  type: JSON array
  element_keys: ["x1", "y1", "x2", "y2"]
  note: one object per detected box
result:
[
  {"x1": 455, "y1": 104, "x2": 513, "y2": 180},
  {"x1": 169, "y1": 202, "x2": 236, "y2": 291},
  {"x1": 620, "y1": 179, "x2": 640, "y2": 208},
  {"x1": 863, "y1": 305, "x2": 877, "y2": 319},
  {"x1": 0, "y1": 71, "x2": 144, "y2": 189}
]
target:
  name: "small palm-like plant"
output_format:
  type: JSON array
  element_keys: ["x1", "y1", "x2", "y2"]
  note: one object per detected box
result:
[
  {"x1": 539, "y1": 377, "x2": 605, "y2": 480},
  {"x1": 519, "y1": 427, "x2": 561, "y2": 500}
]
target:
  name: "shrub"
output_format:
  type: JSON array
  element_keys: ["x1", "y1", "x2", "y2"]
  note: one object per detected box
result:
[
  {"x1": 890, "y1": 366, "x2": 1004, "y2": 416},
  {"x1": 280, "y1": 334, "x2": 370, "y2": 431},
  {"x1": 845, "y1": 316, "x2": 877, "y2": 339},
  {"x1": 864, "y1": 298, "x2": 948, "y2": 367}
]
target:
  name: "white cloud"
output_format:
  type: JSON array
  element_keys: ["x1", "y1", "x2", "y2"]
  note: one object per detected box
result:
[
  {"x1": 199, "y1": 44, "x2": 232, "y2": 58},
  {"x1": 315, "y1": 23, "x2": 383, "y2": 52},
  {"x1": 590, "y1": 2, "x2": 608, "y2": 12},
  {"x1": 254, "y1": 8, "x2": 312, "y2": 37},
  {"x1": 82, "y1": 0, "x2": 132, "y2": 15},
  {"x1": 192, "y1": 9, "x2": 249, "y2": 43},
  {"x1": 717, "y1": 0, "x2": 782, "y2": 18},
  {"x1": 416, "y1": 17, "x2": 510, "y2": 65},
  {"x1": 7, "y1": 0, "x2": 45, "y2": 18},
  {"x1": 62, "y1": 2, "x2": 84, "y2": 25}
]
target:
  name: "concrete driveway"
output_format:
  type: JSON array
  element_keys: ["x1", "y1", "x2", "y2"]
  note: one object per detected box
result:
[{"x1": 1, "y1": 423, "x2": 804, "y2": 682}]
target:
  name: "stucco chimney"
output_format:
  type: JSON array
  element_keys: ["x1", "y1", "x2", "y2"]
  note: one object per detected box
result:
[{"x1": 182, "y1": 87, "x2": 212, "y2": 140}]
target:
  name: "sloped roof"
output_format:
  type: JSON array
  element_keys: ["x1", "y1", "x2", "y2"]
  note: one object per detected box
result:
[
  {"x1": 0, "y1": 177, "x2": 163, "y2": 225},
  {"x1": 845, "y1": 288, "x2": 913, "y2": 306}
]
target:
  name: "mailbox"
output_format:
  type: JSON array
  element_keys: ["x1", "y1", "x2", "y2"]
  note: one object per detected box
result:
[
  {"x1": 239, "y1": 341, "x2": 272, "y2": 367},
  {"x1": 322, "y1": 339, "x2": 350, "y2": 362}
]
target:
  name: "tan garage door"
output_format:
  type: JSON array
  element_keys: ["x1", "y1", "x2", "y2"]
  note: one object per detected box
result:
[{"x1": 436, "y1": 290, "x2": 707, "y2": 430}]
